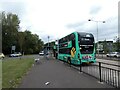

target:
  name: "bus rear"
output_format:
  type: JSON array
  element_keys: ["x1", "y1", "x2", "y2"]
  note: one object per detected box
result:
[{"x1": 77, "y1": 32, "x2": 96, "y2": 64}]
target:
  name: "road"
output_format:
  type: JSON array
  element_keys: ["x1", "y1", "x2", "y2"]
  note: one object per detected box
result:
[
  {"x1": 96, "y1": 54, "x2": 120, "y2": 61},
  {"x1": 96, "y1": 58, "x2": 120, "y2": 70},
  {"x1": 96, "y1": 58, "x2": 119, "y2": 65}
]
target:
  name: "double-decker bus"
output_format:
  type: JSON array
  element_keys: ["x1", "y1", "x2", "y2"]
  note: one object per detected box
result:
[{"x1": 57, "y1": 32, "x2": 96, "y2": 65}]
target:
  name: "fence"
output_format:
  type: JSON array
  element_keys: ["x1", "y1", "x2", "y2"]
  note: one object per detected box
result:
[{"x1": 68, "y1": 61, "x2": 120, "y2": 88}]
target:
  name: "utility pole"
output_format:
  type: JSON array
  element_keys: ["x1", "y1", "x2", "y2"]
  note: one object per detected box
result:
[
  {"x1": 48, "y1": 36, "x2": 50, "y2": 54},
  {"x1": 88, "y1": 19, "x2": 105, "y2": 56}
]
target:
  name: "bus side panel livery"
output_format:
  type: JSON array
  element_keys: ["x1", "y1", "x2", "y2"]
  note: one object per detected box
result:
[{"x1": 57, "y1": 32, "x2": 96, "y2": 65}]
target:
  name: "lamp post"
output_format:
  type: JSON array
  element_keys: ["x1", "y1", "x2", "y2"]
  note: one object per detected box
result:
[
  {"x1": 88, "y1": 19, "x2": 105, "y2": 56},
  {"x1": 48, "y1": 36, "x2": 50, "y2": 52}
]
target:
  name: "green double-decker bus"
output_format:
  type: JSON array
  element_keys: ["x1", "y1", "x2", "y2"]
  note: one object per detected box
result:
[{"x1": 57, "y1": 32, "x2": 96, "y2": 65}]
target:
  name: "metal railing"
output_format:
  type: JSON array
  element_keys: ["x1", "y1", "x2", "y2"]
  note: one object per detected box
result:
[
  {"x1": 67, "y1": 60, "x2": 120, "y2": 88},
  {"x1": 52, "y1": 55, "x2": 120, "y2": 88},
  {"x1": 81, "y1": 62, "x2": 120, "y2": 88}
]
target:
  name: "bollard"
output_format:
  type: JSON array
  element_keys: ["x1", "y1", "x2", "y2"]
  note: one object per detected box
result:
[
  {"x1": 69, "y1": 59, "x2": 71, "y2": 67},
  {"x1": 67, "y1": 57, "x2": 71, "y2": 67},
  {"x1": 79, "y1": 59, "x2": 82, "y2": 72},
  {"x1": 68, "y1": 57, "x2": 71, "y2": 67},
  {"x1": 99, "y1": 62, "x2": 102, "y2": 82}
]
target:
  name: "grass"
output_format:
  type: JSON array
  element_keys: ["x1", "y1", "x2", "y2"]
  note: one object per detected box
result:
[
  {"x1": 2, "y1": 57, "x2": 34, "y2": 88},
  {"x1": 0, "y1": 60, "x2": 2, "y2": 89}
]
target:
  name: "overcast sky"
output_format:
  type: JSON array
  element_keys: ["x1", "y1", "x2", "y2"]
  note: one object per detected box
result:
[{"x1": 0, "y1": 0, "x2": 119, "y2": 43}]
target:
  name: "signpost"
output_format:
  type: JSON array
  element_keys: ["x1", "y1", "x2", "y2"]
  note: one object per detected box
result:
[{"x1": 11, "y1": 46, "x2": 16, "y2": 53}]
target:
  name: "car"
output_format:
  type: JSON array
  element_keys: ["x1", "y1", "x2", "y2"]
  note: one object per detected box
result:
[
  {"x1": 116, "y1": 52, "x2": 120, "y2": 58},
  {"x1": 39, "y1": 51, "x2": 44, "y2": 55},
  {"x1": 0, "y1": 53, "x2": 5, "y2": 59},
  {"x1": 106, "y1": 52, "x2": 120, "y2": 58},
  {"x1": 9, "y1": 52, "x2": 22, "y2": 57}
]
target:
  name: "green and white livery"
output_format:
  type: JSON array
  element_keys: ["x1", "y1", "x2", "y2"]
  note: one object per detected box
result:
[{"x1": 57, "y1": 32, "x2": 96, "y2": 65}]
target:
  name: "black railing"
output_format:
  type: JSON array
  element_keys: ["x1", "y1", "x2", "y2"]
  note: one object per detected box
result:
[
  {"x1": 52, "y1": 55, "x2": 120, "y2": 88},
  {"x1": 67, "y1": 61, "x2": 120, "y2": 88}
]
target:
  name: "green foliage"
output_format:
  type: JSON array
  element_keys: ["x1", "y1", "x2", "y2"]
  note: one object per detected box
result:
[
  {"x1": 2, "y1": 12, "x2": 44, "y2": 54},
  {"x1": 114, "y1": 38, "x2": 120, "y2": 52},
  {"x1": 98, "y1": 40, "x2": 120, "y2": 53},
  {"x1": 102, "y1": 40, "x2": 109, "y2": 53},
  {"x1": 23, "y1": 30, "x2": 44, "y2": 54},
  {"x1": 2, "y1": 12, "x2": 20, "y2": 54}
]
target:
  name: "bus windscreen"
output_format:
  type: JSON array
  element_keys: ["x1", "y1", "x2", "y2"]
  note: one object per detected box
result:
[{"x1": 78, "y1": 33, "x2": 94, "y2": 54}]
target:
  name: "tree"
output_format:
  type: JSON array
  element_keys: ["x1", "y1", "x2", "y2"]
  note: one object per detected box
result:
[
  {"x1": 2, "y1": 12, "x2": 20, "y2": 54},
  {"x1": 23, "y1": 30, "x2": 44, "y2": 54},
  {"x1": 2, "y1": 12, "x2": 44, "y2": 55},
  {"x1": 0, "y1": 12, "x2": 2, "y2": 52},
  {"x1": 18, "y1": 32, "x2": 25, "y2": 53},
  {"x1": 115, "y1": 38, "x2": 120, "y2": 52},
  {"x1": 103, "y1": 40, "x2": 109, "y2": 54}
]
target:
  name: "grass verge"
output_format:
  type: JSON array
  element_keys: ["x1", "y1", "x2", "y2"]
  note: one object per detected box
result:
[
  {"x1": 2, "y1": 57, "x2": 34, "y2": 88},
  {"x1": 0, "y1": 60, "x2": 2, "y2": 90}
]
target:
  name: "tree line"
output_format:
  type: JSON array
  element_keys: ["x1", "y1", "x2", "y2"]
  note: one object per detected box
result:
[{"x1": 1, "y1": 12, "x2": 44, "y2": 55}]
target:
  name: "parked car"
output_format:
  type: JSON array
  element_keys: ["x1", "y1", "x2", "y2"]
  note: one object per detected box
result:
[
  {"x1": 116, "y1": 52, "x2": 120, "y2": 58},
  {"x1": 106, "y1": 52, "x2": 120, "y2": 58},
  {"x1": 39, "y1": 51, "x2": 44, "y2": 55},
  {"x1": 0, "y1": 53, "x2": 5, "y2": 59},
  {"x1": 9, "y1": 52, "x2": 22, "y2": 57}
]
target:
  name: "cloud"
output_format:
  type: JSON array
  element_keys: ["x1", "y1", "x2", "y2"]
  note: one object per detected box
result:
[
  {"x1": 89, "y1": 5, "x2": 102, "y2": 15},
  {"x1": 66, "y1": 21, "x2": 87, "y2": 29},
  {"x1": 0, "y1": 0, "x2": 119, "y2": 43},
  {"x1": 0, "y1": 1, "x2": 27, "y2": 19},
  {"x1": 65, "y1": 16, "x2": 118, "y2": 42}
]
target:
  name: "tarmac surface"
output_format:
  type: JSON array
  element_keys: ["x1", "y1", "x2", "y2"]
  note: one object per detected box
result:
[{"x1": 19, "y1": 55, "x2": 113, "y2": 88}]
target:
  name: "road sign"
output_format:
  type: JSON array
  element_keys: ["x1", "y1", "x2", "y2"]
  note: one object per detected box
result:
[{"x1": 12, "y1": 46, "x2": 16, "y2": 50}]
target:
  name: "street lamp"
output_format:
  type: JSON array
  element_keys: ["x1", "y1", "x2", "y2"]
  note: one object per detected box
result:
[
  {"x1": 88, "y1": 19, "x2": 105, "y2": 56},
  {"x1": 55, "y1": 39, "x2": 59, "y2": 59},
  {"x1": 47, "y1": 36, "x2": 50, "y2": 55}
]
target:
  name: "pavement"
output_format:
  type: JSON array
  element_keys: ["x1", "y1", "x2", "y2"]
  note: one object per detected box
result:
[{"x1": 19, "y1": 55, "x2": 113, "y2": 88}]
